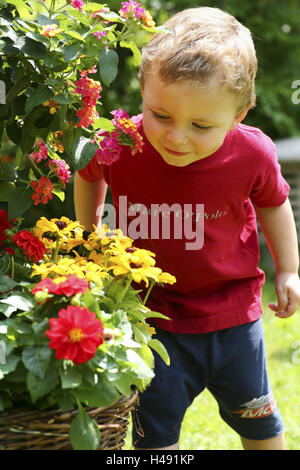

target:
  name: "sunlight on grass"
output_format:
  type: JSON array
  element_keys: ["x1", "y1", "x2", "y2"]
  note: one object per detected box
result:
[{"x1": 125, "y1": 280, "x2": 300, "y2": 450}]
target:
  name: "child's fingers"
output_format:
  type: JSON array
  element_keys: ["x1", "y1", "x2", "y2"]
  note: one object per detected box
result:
[
  {"x1": 269, "y1": 301, "x2": 298, "y2": 318},
  {"x1": 268, "y1": 302, "x2": 278, "y2": 312}
]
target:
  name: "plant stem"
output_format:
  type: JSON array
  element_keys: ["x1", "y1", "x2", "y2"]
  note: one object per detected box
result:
[
  {"x1": 52, "y1": 237, "x2": 61, "y2": 262},
  {"x1": 142, "y1": 278, "x2": 155, "y2": 305},
  {"x1": 27, "y1": 155, "x2": 44, "y2": 177},
  {"x1": 115, "y1": 275, "x2": 132, "y2": 308},
  {"x1": 11, "y1": 256, "x2": 15, "y2": 280}
]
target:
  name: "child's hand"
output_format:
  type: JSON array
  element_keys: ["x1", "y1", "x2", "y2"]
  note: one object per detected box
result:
[{"x1": 269, "y1": 272, "x2": 300, "y2": 318}]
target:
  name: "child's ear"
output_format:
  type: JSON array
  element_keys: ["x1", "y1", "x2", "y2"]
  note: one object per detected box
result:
[{"x1": 230, "y1": 108, "x2": 249, "y2": 130}]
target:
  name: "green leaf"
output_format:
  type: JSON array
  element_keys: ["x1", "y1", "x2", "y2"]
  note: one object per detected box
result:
[
  {"x1": 64, "y1": 31, "x2": 85, "y2": 42},
  {"x1": 5, "y1": 0, "x2": 35, "y2": 20},
  {"x1": 6, "y1": 77, "x2": 31, "y2": 104},
  {"x1": 1, "y1": 294, "x2": 34, "y2": 312},
  {"x1": 82, "y1": 291, "x2": 100, "y2": 316},
  {"x1": 21, "y1": 36, "x2": 48, "y2": 59},
  {"x1": 60, "y1": 366, "x2": 82, "y2": 389},
  {"x1": 0, "y1": 275, "x2": 18, "y2": 293},
  {"x1": 52, "y1": 187, "x2": 65, "y2": 202},
  {"x1": 0, "y1": 162, "x2": 17, "y2": 182},
  {"x1": 72, "y1": 136, "x2": 98, "y2": 171},
  {"x1": 70, "y1": 406, "x2": 101, "y2": 450},
  {"x1": 63, "y1": 43, "x2": 82, "y2": 62},
  {"x1": 126, "y1": 349, "x2": 154, "y2": 379},
  {"x1": 22, "y1": 346, "x2": 52, "y2": 379},
  {"x1": 0, "y1": 182, "x2": 15, "y2": 201},
  {"x1": 0, "y1": 354, "x2": 20, "y2": 375},
  {"x1": 120, "y1": 40, "x2": 141, "y2": 66},
  {"x1": 0, "y1": 302, "x2": 15, "y2": 318},
  {"x1": 25, "y1": 85, "x2": 53, "y2": 115},
  {"x1": 75, "y1": 380, "x2": 120, "y2": 408},
  {"x1": 148, "y1": 338, "x2": 170, "y2": 366},
  {"x1": 8, "y1": 186, "x2": 32, "y2": 219},
  {"x1": 99, "y1": 49, "x2": 119, "y2": 86},
  {"x1": 92, "y1": 117, "x2": 115, "y2": 132},
  {"x1": 27, "y1": 366, "x2": 58, "y2": 402},
  {"x1": 145, "y1": 310, "x2": 171, "y2": 320},
  {"x1": 0, "y1": 254, "x2": 10, "y2": 275},
  {"x1": 113, "y1": 374, "x2": 133, "y2": 397}
]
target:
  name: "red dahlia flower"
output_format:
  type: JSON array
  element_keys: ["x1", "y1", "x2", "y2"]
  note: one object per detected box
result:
[
  {"x1": 0, "y1": 210, "x2": 16, "y2": 247},
  {"x1": 56, "y1": 275, "x2": 89, "y2": 296},
  {"x1": 46, "y1": 305, "x2": 104, "y2": 365},
  {"x1": 12, "y1": 230, "x2": 47, "y2": 262},
  {"x1": 32, "y1": 275, "x2": 89, "y2": 297}
]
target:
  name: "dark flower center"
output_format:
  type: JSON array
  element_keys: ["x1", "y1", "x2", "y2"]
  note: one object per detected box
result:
[{"x1": 55, "y1": 221, "x2": 67, "y2": 230}]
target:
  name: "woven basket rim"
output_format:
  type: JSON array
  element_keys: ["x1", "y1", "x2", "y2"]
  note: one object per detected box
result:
[
  {"x1": 0, "y1": 386, "x2": 139, "y2": 421},
  {"x1": 0, "y1": 387, "x2": 139, "y2": 450}
]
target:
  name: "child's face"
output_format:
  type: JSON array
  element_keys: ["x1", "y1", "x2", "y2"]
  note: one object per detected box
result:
[{"x1": 142, "y1": 71, "x2": 244, "y2": 167}]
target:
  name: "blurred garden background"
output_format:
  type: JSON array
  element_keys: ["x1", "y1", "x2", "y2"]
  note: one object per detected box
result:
[{"x1": 1, "y1": 0, "x2": 300, "y2": 450}]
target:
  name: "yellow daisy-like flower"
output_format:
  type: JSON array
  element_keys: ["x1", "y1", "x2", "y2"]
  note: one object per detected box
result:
[
  {"x1": 158, "y1": 272, "x2": 177, "y2": 285},
  {"x1": 108, "y1": 255, "x2": 162, "y2": 287},
  {"x1": 95, "y1": 225, "x2": 132, "y2": 249},
  {"x1": 88, "y1": 250, "x2": 106, "y2": 267},
  {"x1": 31, "y1": 257, "x2": 76, "y2": 279},
  {"x1": 34, "y1": 216, "x2": 84, "y2": 240},
  {"x1": 81, "y1": 229, "x2": 102, "y2": 252}
]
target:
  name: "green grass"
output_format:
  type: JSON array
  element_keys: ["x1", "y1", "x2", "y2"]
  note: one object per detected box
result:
[{"x1": 125, "y1": 279, "x2": 300, "y2": 450}]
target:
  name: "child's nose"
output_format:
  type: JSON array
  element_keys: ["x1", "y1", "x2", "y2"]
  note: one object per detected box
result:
[{"x1": 166, "y1": 127, "x2": 188, "y2": 146}]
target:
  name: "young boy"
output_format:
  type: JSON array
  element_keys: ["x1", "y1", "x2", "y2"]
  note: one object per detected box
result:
[{"x1": 74, "y1": 7, "x2": 300, "y2": 450}]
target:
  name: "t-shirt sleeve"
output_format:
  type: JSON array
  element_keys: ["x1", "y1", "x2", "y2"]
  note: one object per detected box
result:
[
  {"x1": 77, "y1": 154, "x2": 106, "y2": 182},
  {"x1": 249, "y1": 133, "x2": 290, "y2": 208}
]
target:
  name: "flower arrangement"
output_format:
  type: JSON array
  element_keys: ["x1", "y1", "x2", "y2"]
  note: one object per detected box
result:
[
  {"x1": 0, "y1": 210, "x2": 176, "y2": 449},
  {"x1": 0, "y1": 0, "x2": 174, "y2": 450}
]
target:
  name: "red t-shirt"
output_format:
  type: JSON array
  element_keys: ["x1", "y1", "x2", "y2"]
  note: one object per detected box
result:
[{"x1": 78, "y1": 115, "x2": 290, "y2": 333}]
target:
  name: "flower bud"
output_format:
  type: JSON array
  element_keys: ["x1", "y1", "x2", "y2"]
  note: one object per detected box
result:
[
  {"x1": 34, "y1": 290, "x2": 50, "y2": 305},
  {"x1": 70, "y1": 293, "x2": 82, "y2": 306}
]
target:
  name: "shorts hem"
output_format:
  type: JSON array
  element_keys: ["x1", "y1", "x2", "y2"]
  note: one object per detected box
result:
[
  {"x1": 132, "y1": 433, "x2": 179, "y2": 449},
  {"x1": 237, "y1": 426, "x2": 285, "y2": 441}
]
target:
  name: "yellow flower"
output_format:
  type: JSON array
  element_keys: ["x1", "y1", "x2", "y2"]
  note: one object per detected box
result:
[
  {"x1": 40, "y1": 24, "x2": 63, "y2": 37},
  {"x1": 88, "y1": 250, "x2": 106, "y2": 266},
  {"x1": 95, "y1": 225, "x2": 132, "y2": 249},
  {"x1": 108, "y1": 256, "x2": 162, "y2": 286},
  {"x1": 158, "y1": 272, "x2": 177, "y2": 285},
  {"x1": 146, "y1": 324, "x2": 156, "y2": 336},
  {"x1": 34, "y1": 216, "x2": 84, "y2": 240}
]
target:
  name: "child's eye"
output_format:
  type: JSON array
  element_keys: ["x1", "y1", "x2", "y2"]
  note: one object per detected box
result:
[
  {"x1": 193, "y1": 123, "x2": 211, "y2": 130},
  {"x1": 152, "y1": 111, "x2": 169, "y2": 120}
]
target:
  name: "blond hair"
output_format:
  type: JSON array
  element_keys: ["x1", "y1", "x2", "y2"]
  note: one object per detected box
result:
[{"x1": 139, "y1": 7, "x2": 257, "y2": 115}]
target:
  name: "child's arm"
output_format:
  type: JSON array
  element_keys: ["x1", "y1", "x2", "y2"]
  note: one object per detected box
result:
[
  {"x1": 74, "y1": 172, "x2": 107, "y2": 230},
  {"x1": 256, "y1": 198, "x2": 300, "y2": 318}
]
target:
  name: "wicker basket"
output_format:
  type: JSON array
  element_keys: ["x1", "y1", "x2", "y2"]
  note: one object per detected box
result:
[{"x1": 0, "y1": 387, "x2": 139, "y2": 450}]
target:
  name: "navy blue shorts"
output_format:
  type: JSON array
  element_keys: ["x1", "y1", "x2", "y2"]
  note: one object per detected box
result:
[{"x1": 132, "y1": 318, "x2": 284, "y2": 448}]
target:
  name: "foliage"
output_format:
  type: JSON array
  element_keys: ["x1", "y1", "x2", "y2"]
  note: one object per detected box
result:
[
  {"x1": 0, "y1": 0, "x2": 162, "y2": 220},
  {"x1": 0, "y1": 210, "x2": 175, "y2": 450},
  {"x1": 108, "y1": 0, "x2": 300, "y2": 140}
]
